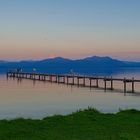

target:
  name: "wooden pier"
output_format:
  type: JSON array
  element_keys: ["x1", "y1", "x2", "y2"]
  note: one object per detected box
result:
[{"x1": 7, "y1": 71, "x2": 140, "y2": 93}]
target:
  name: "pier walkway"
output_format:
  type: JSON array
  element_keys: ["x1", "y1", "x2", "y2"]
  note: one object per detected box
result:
[{"x1": 7, "y1": 71, "x2": 140, "y2": 93}]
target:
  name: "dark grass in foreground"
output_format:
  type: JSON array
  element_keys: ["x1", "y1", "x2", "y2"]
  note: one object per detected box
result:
[{"x1": 0, "y1": 109, "x2": 140, "y2": 140}]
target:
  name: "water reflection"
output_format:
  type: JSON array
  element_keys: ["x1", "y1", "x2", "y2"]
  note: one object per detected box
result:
[{"x1": 0, "y1": 70, "x2": 140, "y2": 119}]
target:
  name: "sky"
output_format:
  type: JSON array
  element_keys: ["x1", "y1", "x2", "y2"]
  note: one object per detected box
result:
[{"x1": 0, "y1": 0, "x2": 140, "y2": 61}]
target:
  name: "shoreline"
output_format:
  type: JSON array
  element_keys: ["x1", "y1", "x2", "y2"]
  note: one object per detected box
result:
[{"x1": 0, "y1": 108, "x2": 140, "y2": 139}]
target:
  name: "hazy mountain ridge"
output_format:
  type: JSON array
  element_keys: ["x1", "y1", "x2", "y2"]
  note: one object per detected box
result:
[
  {"x1": 0, "y1": 56, "x2": 139, "y2": 75},
  {"x1": 0, "y1": 56, "x2": 140, "y2": 69}
]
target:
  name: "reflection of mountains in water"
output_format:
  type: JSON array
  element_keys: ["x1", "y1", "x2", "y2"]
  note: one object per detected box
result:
[{"x1": 0, "y1": 56, "x2": 140, "y2": 76}]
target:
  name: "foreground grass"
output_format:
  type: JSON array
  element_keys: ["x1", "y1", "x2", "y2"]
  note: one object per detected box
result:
[{"x1": 0, "y1": 109, "x2": 140, "y2": 140}]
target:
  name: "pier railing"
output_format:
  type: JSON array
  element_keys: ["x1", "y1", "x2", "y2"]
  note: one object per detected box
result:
[{"x1": 7, "y1": 71, "x2": 140, "y2": 93}]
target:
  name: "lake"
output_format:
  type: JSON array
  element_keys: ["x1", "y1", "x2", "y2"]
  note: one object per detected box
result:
[{"x1": 0, "y1": 67, "x2": 140, "y2": 119}]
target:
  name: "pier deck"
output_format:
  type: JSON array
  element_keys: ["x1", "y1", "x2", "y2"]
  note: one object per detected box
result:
[{"x1": 7, "y1": 71, "x2": 140, "y2": 93}]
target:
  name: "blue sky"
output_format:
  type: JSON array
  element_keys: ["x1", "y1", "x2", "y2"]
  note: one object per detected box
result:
[{"x1": 0, "y1": 0, "x2": 140, "y2": 61}]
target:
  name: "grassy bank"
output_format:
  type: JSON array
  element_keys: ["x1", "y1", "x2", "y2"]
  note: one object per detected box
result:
[{"x1": 0, "y1": 109, "x2": 140, "y2": 140}]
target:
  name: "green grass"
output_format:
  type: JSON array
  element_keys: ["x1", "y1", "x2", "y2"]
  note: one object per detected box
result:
[{"x1": 0, "y1": 108, "x2": 140, "y2": 140}]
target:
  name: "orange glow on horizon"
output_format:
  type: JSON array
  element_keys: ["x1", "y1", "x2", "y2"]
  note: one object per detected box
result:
[{"x1": 48, "y1": 54, "x2": 57, "y2": 59}]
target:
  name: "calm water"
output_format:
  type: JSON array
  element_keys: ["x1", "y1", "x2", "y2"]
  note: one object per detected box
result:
[{"x1": 0, "y1": 68, "x2": 140, "y2": 119}]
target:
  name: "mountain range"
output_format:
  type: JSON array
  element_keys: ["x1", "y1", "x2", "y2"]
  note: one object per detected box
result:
[{"x1": 0, "y1": 56, "x2": 140, "y2": 75}]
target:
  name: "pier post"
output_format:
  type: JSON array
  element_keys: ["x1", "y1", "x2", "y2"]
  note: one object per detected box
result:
[
  {"x1": 51, "y1": 76, "x2": 53, "y2": 82},
  {"x1": 63, "y1": 77, "x2": 65, "y2": 83},
  {"x1": 49, "y1": 76, "x2": 52, "y2": 82},
  {"x1": 72, "y1": 77, "x2": 74, "y2": 85},
  {"x1": 16, "y1": 73, "x2": 18, "y2": 78},
  {"x1": 83, "y1": 77, "x2": 86, "y2": 86},
  {"x1": 132, "y1": 77, "x2": 135, "y2": 93},
  {"x1": 77, "y1": 77, "x2": 79, "y2": 87},
  {"x1": 7, "y1": 72, "x2": 8, "y2": 78},
  {"x1": 67, "y1": 77, "x2": 69, "y2": 85},
  {"x1": 30, "y1": 74, "x2": 31, "y2": 79},
  {"x1": 124, "y1": 78, "x2": 126, "y2": 93},
  {"x1": 33, "y1": 74, "x2": 34, "y2": 80},
  {"x1": 96, "y1": 78, "x2": 99, "y2": 88},
  {"x1": 90, "y1": 79, "x2": 92, "y2": 88},
  {"x1": 104, "y1": 77, "x2": 107, "y2": 91},
  {"x1": 18, "y1": 73, "x2": 20, "y2": 78},
  {"x1": 43, "y1": 75, "x2": 46, "y2": 81},
  {"x1": 111, "y1": 77, "x2": 113, "y2": 90},
  {"x1": 46, "y1": 75, "x2": 48, "y2": 81},
  {"x1": 57, "y1": 76, "x2": 59, "y2": 83}
]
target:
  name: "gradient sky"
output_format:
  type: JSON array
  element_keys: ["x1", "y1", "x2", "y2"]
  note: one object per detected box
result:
[{"x1": 0, "y1": 0, "x2": 140, "y2": 61}]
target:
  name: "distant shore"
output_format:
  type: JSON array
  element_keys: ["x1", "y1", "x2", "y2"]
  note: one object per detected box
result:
[{"x1": 0, "y1": 108, "x2": 140, "y2": 139}]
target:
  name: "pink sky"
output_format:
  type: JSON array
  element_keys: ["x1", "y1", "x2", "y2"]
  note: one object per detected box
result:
[{"x1": 0, "y1": 0, "x2": 140, "y2": 61}]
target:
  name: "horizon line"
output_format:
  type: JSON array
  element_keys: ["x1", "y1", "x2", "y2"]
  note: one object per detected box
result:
[{"x1": 1, "y1": 55, "x2": 140, "y2": 63}]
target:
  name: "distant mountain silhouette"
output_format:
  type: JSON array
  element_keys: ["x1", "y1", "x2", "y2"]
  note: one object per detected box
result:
[
  {"x1": 0, "y1": 56, "x2": 140, "y2": 75},
  {"x1": 0, "y1": 56, "x2": 140, "y2": 68},
  {"x1": 39, "y1": 57, "x2": 72, "y2": 65},
  {"x1": 74, "y1": 56, "x2": 125, "y2": 68}
]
